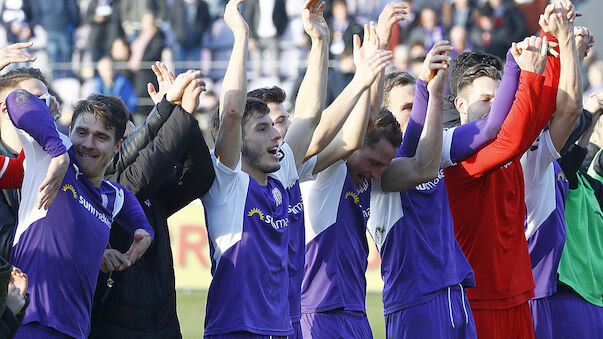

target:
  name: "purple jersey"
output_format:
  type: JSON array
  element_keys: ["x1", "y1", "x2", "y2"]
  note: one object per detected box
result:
[
  {"x1": 201, "y1": 143, "x2": 298, "y2": 336},
  {"x1": 286, "y1": 157, "x2": 317, "y2": 323},
  {"x1": 521, "y1": 130, "x2": 568, "y2": 298},
  {"x1": 368, "y1": 162, "x2": 474, "y2": 315},
  {"x1": 300, "y1": 161, "x2": 371, "y2": 314},
  {"x1": 7, "y1": 90, "x2": 153, "y2": 338}
]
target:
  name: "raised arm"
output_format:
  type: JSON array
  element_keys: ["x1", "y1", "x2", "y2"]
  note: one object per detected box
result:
[
  {"x1": 381, "y1": 67, "x2": 446, "y2": 192},
  {"x1": 215, "y1": 0, "x2": 249, "y2": 170},
  {"x1": 305, "y1": 22, "x2": 392, "y2": 162},
  {"x1": 284, "y1": 0, "x2": 329, "y2": 169},
  {"x1": 398, "y1": 40, "x2": 452, "y2": 157},
  {"x1": 450, "y1": 36, "x2": 552, "y2": 178},
  {"x1": 371, "y1": 2, "x2": 407, "y2": 117},
  {"x1": 544, "y1": 1, "x2": 583, "y2": 151}
]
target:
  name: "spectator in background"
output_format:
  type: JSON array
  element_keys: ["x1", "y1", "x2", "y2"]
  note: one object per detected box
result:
[
  {"x1": 409, "y1": 6, "x2": 444, "y2": 51},
  {"x1": 449, "y1": 24, "x2": 470, "y2": 58},
  {"x1": 488, "y1": 0, "x2": 526, "y2": 44},
  {"x1": 1, "y1": 0, "x2": 32, "y2": 44},
  {"x1": 327, "y1": 0, "x2": 362, "y2": 60},
  {"x1": 442, "y1": 0, "x2": 474, "y2": 30},
  {"x1": 86, "y1": 0, "x2": 124, "y2": 62},
  {"x1": 397, "y1": 0, "x2": 419, "y2": 45},
  {"x1": 170, "y1": 0, "x2": 211, "y2": 75},
  {"x1": 586, "y1": 60, "x2": 603, "y2": 97},
  {"x1": 409, "y1": 40, "x2": 426, "y2": 76},
  {"x1": 120, "y1": 0, "x2": 166, "y2": 42},
  {"x1": 110, "y1": 37, "x2": 134, "y2": 82},
  {"x1": 325, "y1": 46, "x2": 355, "y2": 106},
  {"x1": 244, "y1": 0, "x2": 288, "y2": 78},
  {"x1": 128, "y1": 10, "x2": 165, "y2": 117},
  {"x1": 30, "y1": 0, "x2": 79, "y2": 79},
  {"x1": 392, "y1": 44, "x2": 410, "y2": 71},
  {"x1": 470, "y1": 4, "x2": 507, "y2": 59},
  {"x1": 93, "y1": 56, "x2": 137, "y2": 113}
]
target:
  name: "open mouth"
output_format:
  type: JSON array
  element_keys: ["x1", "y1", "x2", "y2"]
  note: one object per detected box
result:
[{"x1": 267, "y1": 145, "x2": 280, "y2": 160}]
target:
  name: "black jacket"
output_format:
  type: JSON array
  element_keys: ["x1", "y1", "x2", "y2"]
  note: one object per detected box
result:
[
  {"x1": 90, "y1": 98, "x2": 214, "y2": 338},
  {"x1": 245, "y1": 0, "x2": 288, "y2": 40},
  {"x1": 170, "y1": 0, "x2": 211, "y2": 46}
]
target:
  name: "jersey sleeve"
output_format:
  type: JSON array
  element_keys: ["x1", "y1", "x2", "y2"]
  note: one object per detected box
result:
[
  {"x1": 449, "y1": 48, "x2": 521, "y2": 164},
  {"x1": 397, "y1": 79, "x2": 429, "y2": 158},
  {"x1": 0, "y1": 151, "x2": 24, "y2": 189},
  {"x1": 442, "y1": 127, "x2": 456, "y2": 168},
  {"x1": 452, "y1": 71, "x2": 548, "y2": 178},
  {"x1": 5, "y1": 89, "x2": 66, "y2": 158},
  {"x1": 113, "y1": 188, "x2": 155, "y2": 239}
]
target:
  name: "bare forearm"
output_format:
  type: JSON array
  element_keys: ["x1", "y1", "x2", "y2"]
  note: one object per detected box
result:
[
  {"x1": 414, "y1": 94, "x2": 443, "y2": 179},
  {"x1": 369, "y1": 69, "x2": 385, "y2": 120},
  {"x1": 305, "y1": 77, "x2": 367, "y2": 158},
  {"x1": 215, "y1": 33, "x2": 248, "y2": 168},
  {"x1": 293, "y1": 40, "x2": 329, "y2": 123},
  {"x1": 342, "y1": 87, "x2": 371, "y2": 152}
]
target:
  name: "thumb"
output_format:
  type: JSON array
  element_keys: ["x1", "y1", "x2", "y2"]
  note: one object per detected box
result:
[
  {"x1": 147, "y1": 83, "x2": 156, "y2": 96},
  {"x1": 511, "y1": 42, "x2": 520, "y2": 59}
]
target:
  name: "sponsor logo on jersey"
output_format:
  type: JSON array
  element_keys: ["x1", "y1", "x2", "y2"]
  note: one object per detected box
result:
[
  {"x1": 415, "y1": 168, "x2": 445, "y2": 191},
  {"x1": 288, "y1": 201, "x2": 304, "y2": 215},
  {"x1": 345, "y1": 191, "x2": 359, "y2": 204},
  {"x1": 61, "y1": 184, "x2": 77, "y2": 199},
  {"x1": 247, "y1": 207, "x2": 289, "y2": 230},
  {"x1": 357, "y1": 179, "x2": 369, "y2": 194},
  {"x1": 79, "y1": 194, "x2": 111, "y2": 227}
]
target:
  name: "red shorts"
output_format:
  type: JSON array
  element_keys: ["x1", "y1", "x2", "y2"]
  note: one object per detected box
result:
[{"x1": 472, "y1": 302, "x2": 535, "y2": 339}]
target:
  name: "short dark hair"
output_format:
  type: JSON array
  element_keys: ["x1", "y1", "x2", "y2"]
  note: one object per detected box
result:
[
  {"x1": 71, "y1": 94, "x2": 128, "y2": 142},
  {"x1": 247, "y1": 86, "x2": 286, "y2": 105},
  {"x1": 450, "y1": 52, "x2": 503, "y2": 95},
  {"x1": 366, "y1": 109, "x2": 402, "y2": 148},
  {"x1": 456, "y1": 64, "x2": 502, "y2": 96},
  {"x1": 383, "y1": 71, "x2": 416, "y2": 108},
  {"x1": 210, "y1": 98, "x2": 271, "y2": 141},
  {"x1": 0, "y1": 68, "x2": 48, "y2": 100}
]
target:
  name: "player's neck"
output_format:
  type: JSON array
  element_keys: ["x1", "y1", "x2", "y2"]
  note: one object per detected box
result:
[{"x1": 242, "y1": 161, "x2": 268, "y2": 186}]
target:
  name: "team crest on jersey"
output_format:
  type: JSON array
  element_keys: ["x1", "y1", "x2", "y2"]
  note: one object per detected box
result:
[
  {"x1": 101, "y1": 194, "x2": 108, "y2": 208},
  {"x1": 73, "y1": 164, "x2": 83, "y2": 180},
  {"x1": 272, "y1": 187, "x2": 282, "y2": 207},
  {"x1": 344, "y1": 191, "x2": 359, "y2": 204},
  {"x1": 61, "y1": 184, "x2": 77, "y2": 199}
]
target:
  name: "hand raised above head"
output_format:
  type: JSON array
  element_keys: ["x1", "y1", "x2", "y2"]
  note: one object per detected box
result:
[
  {"x1": 147, "y1": 61, "x2": 176, "y2": 105},
  {"x1": 419, "y1": 40, "x2": 453, "y2": 83},
  {"x1": 302, "y1": 0, "x2": 329, "y2": 41},
  {"x1": 539, "y1": 2, "x2": 572, "y2": 40},
  {"x1": 512, "y1": 36, "x2": 548, "y2": 75},
  {"x1": 224, "y1": 0, "x2": 249, "y2": 35},
  {"x1": 0, "y1": 42, "x2": 36, "y2": 72},
  {"x1": 352, "y1": 22, "x2": 392, "y2": 88},
  {"x1": 377, "y1": 2, "x2": 407, "y2": 49}
]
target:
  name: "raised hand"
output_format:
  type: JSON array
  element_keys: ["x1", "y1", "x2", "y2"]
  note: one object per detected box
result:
[
  {"x1": 574, "y1": 26, "x2": 594, "y2": 60},
  {"x1": 302, "y1": 0, "x2": 329, "y2": 41},
  {"x1": 539, "y1": 2, "x2": 571, "y2": 40},
  {"x1": 100, "y1": 249, "x2": 131, "y2": 273},
  {"x1": 181, "y1": 75, "x2": 207, "y2": 114},
  {"x1": 224, "y1": 0, "x2": 249, "y2": 35},
  {"x1": 428, "y1": 68, "x2": 447, "y2": 96},
  {"x1": 584, "y1": 92, "x2": 603, "y2": 115},
  {"x1": 125, "y1": 229, "x2": 152, "y2": 267},
  {"x1": 37, "y1": 152, "x2": 70, "y2": 210},
  {"x1": 418, "y1": 40, "x2": 453, "y2": 83},
  {"x1": 0, "y1": 42, "x2": 36, "y2": 72},
  {"x1": 353, "y1": 23, "x2": 393, "y2": 88},
  {"x1": 147, "y1": 61, "x2": 176, "y2": 105},
  {"x1": 166, "y1": 70, "x2": 204, "y2": 104},
  {"x1": 512, "y1": 36, "x2": 548, "y2": 75},
  {"x1": 376, "y1": 2, "x2": 407, "y2": 49}
]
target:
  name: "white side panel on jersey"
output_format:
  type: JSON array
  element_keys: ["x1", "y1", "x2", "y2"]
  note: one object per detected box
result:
[
  {"x1": 521, "y1": 130, "x2": 560, "y2": 239},
  {"x1": 104, "y1": 181, "x2": 125, "y2": 218},
  {"x1": 301, "y1": 161, "x2": 347, "y2": 244},
  {"x1": 367, "y1": 179, "x2": 404, "y2": 252},
  {"x1": 13, "y1": 131, "x2": 71, "y2": 245},
  {"x1": 202, "y1": 153, "x2": 248, "y2": 267},
  {"x1": 298, "y1": 155, "x2": 317, "y2": 183},
  {"x1": 269, "y1": 142, "x2": 300, "y2": 189},
  {"x1": 441, "y1": 127, "x2": 457, "y2": 168}
]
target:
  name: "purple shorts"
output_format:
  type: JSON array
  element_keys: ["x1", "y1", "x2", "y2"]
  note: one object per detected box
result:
[
  {"x1": 204, "y1": 332, "x2": 287, "y2": 339},
  {"x1": 549, "y1": 286, "x2": 603, "y2": 338},
  {"x1": 300, "y1": 309, "x2": 372, "y2": 338},
  {"x1": 385, "y1": 284, "x2": 477, "y2": 339},
  {"x1": 14, "y1": 323, "x2": 72, "y2": 339},
  {"x1": 529, "y1": 297, "x2": 552, "y2": 339}
]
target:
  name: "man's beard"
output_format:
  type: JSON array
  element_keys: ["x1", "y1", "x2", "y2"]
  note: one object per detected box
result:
[{"x1": 242, "y1": 143, "x2": 280, "y2": 173}]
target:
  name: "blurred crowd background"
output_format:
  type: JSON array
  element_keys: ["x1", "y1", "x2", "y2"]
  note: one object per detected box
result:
[{"x1": 0, "y1": 0, "x2": 601, "y2": 145}]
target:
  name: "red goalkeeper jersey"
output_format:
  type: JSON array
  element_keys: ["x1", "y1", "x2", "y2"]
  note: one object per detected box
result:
[
  {"x1": 0, "y1": 150, "x2": 24, "y2": 189},
  {"x1": 445, "y1": 56, "x2": 559, "y2": 309}
]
